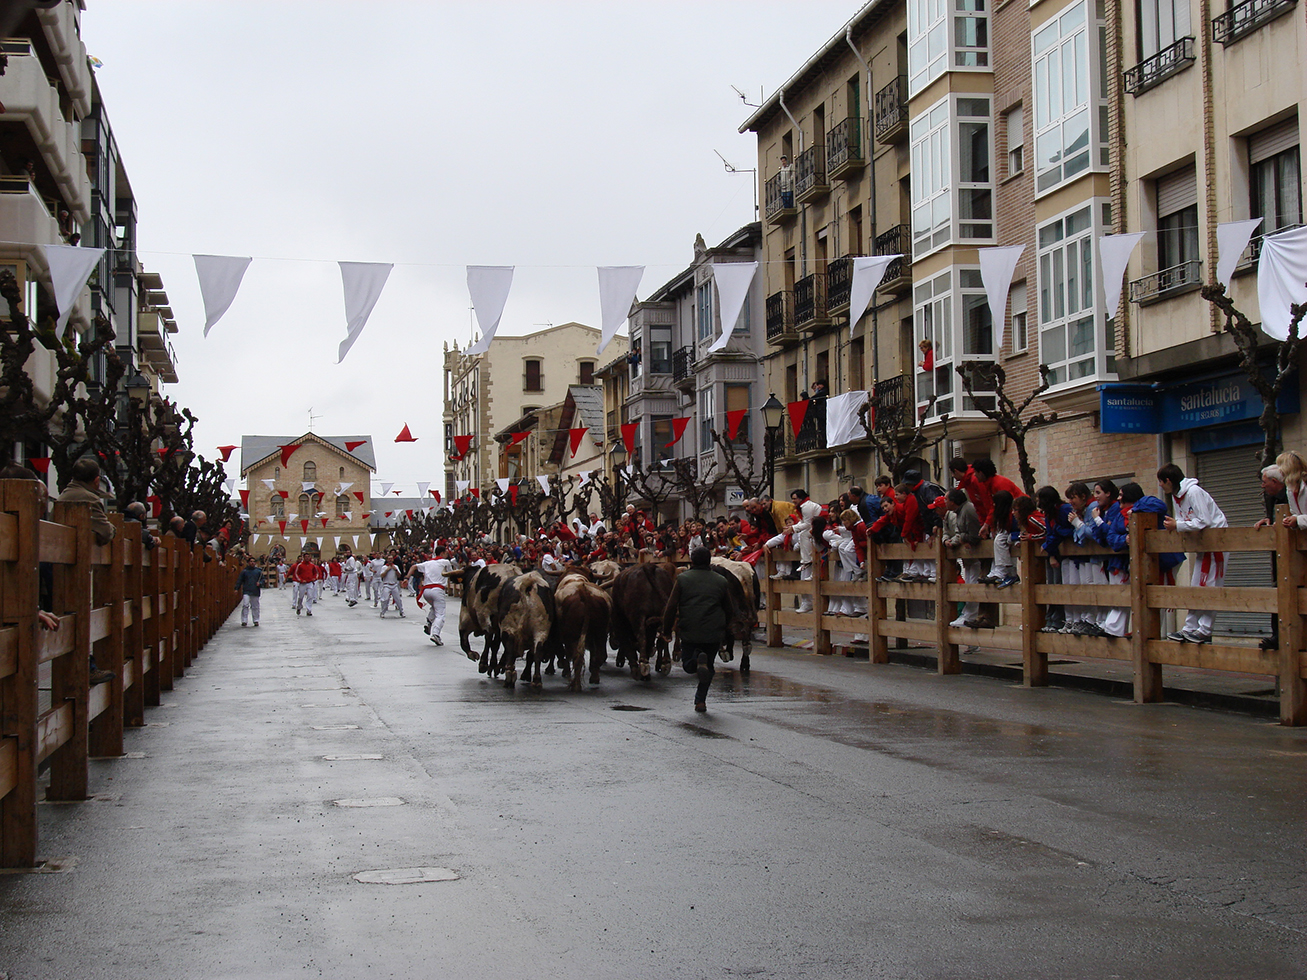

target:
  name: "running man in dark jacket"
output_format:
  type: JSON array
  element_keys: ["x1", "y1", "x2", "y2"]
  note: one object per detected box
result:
[
  {"x1": 661, "y1": 547, "x2": 731, "y2": 713},
  {"x1": 235, "y1": 554, "x2": 262, "y2": 626}
]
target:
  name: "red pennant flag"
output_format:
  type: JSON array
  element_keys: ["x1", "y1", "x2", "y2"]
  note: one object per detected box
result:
[
  {"x1": 393, "y1": 490, "x2": 402, "y2": 496},
  {"x1": 300, "y1": 519, "x2": 309, "y2": 533},
  {"x1": 453, "y1": 434, "x2": 473, "y2": 459},
  {"x1": 353, "y1": 491, "x2": 364, "y2": 502},
  {"x1": 429, "y1": 489, "x2": 441, "y2": 503},
  {"x1": 385, "y1": 511, "x2": 393, "y2": 518},
  {"x1": 28, "y1": 457, "x2": 50, "y2": 474},
  {"x1": 394, "y1": 424, "x2": 417, "y2": 443},
  {"x1": 568, "y1": 427, "x2": 588, "y2": 458},
  {"x1": 665, "y1": 416, "x2": 690, "y2": 448},
  {"x1": 405, "y1": 509, "x2": 414, "y2": 519},
  {"x1": 319, "y1": 517, "x2": 328, "y2": 527},
  {"x1": 726, "y1": 409, "x2": 748, "y2": 440},
  {"x1": 469, "y1": 488, "x2": 480, "y2": 499},
  {"x1": 509, "y1": 485, "x2": 519, "y2": 505},
  {"x1": 156, "y1": 448, "x2": 172, "y2": 458},
  {"x1": 147, "y1": 494, "x2": 162, "y2": 518},
  {"x1": 620, "y1": 422, "x2": 638, "y2": 456},
  {"x1": 345, "y1": 440, "x2": 367, "y2": 452},
  {"x1": 362, "y1": 512, "x2": 371, "y2": 519},
  {"x1": 787, "y1": 399, "x2": 809, "y2": 438},
  {"x1": 217, "y1": 445, "x2": 237, "y2": 462},
  {"x1": 278, "y1": 490, "x2": 290, "y2": 499},
  {"x1": 279, "y1": 444, "x2": 300, "y2": 466},
  {"x1": 238, "y1": 489, "x2": 250, "y2": 507},
  {"x1": 278, "y1": 520, "x2": 287, "y2": 535},
  {"x1": 507, "y1": 430, "x2": 531, "y2": 448}
]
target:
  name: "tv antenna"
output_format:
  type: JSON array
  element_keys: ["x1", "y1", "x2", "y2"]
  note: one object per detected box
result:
[
  {"x1": 714, "y1": 149, "x2": 758, "y2": 217},
  {"x1": 732, "y1": 85, "x2": 763, "y2": 108},
  {"x1": 308, "y1": 406, "x2": 322, "y2": 432}
]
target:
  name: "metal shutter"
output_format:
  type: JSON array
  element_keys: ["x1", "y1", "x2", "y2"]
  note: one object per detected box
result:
[
  {"x1": 1249, "y1": 118, "x2": 1299, "y2": 165},
  {"x1": 1195, "y1": 445, "x2": 1271, "y2": 637},
  {"x1": 1156, "y1": 165, "x2": 1198, "y2": 219}
]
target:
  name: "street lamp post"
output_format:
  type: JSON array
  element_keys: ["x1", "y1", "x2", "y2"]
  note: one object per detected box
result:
[
  {"x1": 760, "y1": 393, "x2": 785, "y2": 500},
  {"x1": 608, "y1": 439, "x2": 627, "y2": 521}
]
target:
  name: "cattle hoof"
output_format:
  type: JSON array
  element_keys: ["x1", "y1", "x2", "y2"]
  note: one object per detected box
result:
[
  {"x1": 531, "y1": 680, "x2": 543, "y2": 690},
  {"x1": 545, "y1": 664, "x2": 555, "y2": 675},
  {"x1": 657, "y1": 660, "x2": 672, "y2": 676},
  {"x1": 740, "y1": 658, "x2": 751, "y2": 674},
  {"x1": 589, "y1": 672, "x2": 600, "y2": 685}
]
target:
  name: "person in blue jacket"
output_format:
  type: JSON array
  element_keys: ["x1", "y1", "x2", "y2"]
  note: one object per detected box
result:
[
  {"x1": 1036, "y1": 486, "x2": 1074, "y2": 633},
  {"x1": 1101, "y1": 482, "x2": 1185, "y2": 638}
]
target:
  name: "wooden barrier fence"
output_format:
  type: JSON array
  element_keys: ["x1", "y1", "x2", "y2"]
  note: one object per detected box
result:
[
  {"x1": 0, "y1": 483, "x2": 240, "y2": 867},
  {"x1": 763, "y1": 507, "x2": 1307, "y2": 726}
]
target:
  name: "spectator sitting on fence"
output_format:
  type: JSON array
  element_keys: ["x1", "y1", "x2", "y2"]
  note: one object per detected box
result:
[
  {"x1": 1159, "y1": 463, "x2": 1227, "y2": 644},
  {"x1": 984, "y1": 490, "x2": 1020, "y2": 589},
  {"x1": 55, "y1": 456, "x2": 116, "y2": 546},
  {"x1": 1275, "y1": 451, "x2": 1307, "y2": 529},
  {"x1": 122, "y1": 501, "x2": 161, "y2": 551},
  {"x1": 1036, "y1": 486, "x2": 1073, "y2": 634},
  {"x1": 943, "y1": 489, "x2": 986, "y2": 629},
  {"x1": 1063, "y1": 481, "x2": 1109, "y2": 637}
]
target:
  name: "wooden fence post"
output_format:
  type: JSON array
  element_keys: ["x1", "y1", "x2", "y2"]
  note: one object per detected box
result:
[
  {"x1": 935, "y1": 534, "x2": 959, "y2": 675},
  {"x1": 122, "y1": 519, "x2": 146, "y2": 725},
  {"x1": 1, "y1": 480, "x2": 43, "y2": 866},
  {"x1": 160, "y1": 538, "x2": 177, "y2": 688},
  {"x1": 88, "y1": 515, "x2": 126, "y2": 758},
  {"x1": 47, "y1": 501, "x2": 92, "y2": 801},
  {"x1": 1129, "y1": 508, "x2": 1164, "y2": 703},
  {"x1": 867, "y1": 539, "x2": 888, "y2": 664},
  {"x1": 812, "y1": 554, "x2": 831, "y2": 656},
  {"x1": 765, "y1": 549, "x2": 783, "y2": 648},
  {"x1": 1274, "y1": 510, "x2": 1306, "y2": 725},
  {"x1": 140, "y1": 534, "x2": 160, "y2": 708},
  {"x1": 1018, "y1": 537, "x2": 1047, "y2": 686}
]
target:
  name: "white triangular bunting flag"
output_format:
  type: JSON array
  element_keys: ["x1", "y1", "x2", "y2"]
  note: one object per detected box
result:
[
  {"x1": 1257, "y1": 225, "x2": 1307, "y2": 341},
  {"x1": 1099, "y1": 232, "x2": 1146, "y2": 321},
  {"x1": 299, "y1": 537, "x2": 307, "y2": 549},
  {"x1": 1216, "y1": 218, "x2": 1264, "y2": 289},
  {"x1": 43, "y1": 245, "x2": 105, "y2": 333},
  {"x1": 707, "y1": 261, "x2": 759, "y2": 353},
  {"x1": 416, "y1": 481, "x2": 430, "y2": 497},
  {"x1": 849, "y1": 255, "x2": 898, "y2": 329},
  {"x1": 337, "y1": 261, "x2": 394, "y2": 362},
  {"x1": 536, "y1": 475, "x2": 551, "y2": 495},
  {"x1": 596, "y1": 266, "x2": 645, "y2": 356},
  {"x1": 302, "y1": 481, "x2": 316, "y2": 491},
  {"x1": 251, "y1": 534, "x2": 260, "y2": 547},
  {"x1": 456, "y1": 480, "x2": 470, "y2": 496},
  {"x1": 262, "y1": 479, "x2": 276, "y2": 490},
  {"x1": 380, "y1": 482, "x2": 393, "y2": 496},
  {"x1": 979, "y1": 245, "x2": 1025, "y2": 350},
  {"x1": 465, "y1": 265, "x2": 515, "y2": 355},
  {"x1": 496, "y1": 478, "x2": 510, "y2": 494},
  {"x1": 337, "y1": 481, "x2": 353, "y2": 495},
  {"x1": 193, "y1": 254, "x2": 252, "y2": 336},
  {"x1": 333, "y1": 536, "x2": 341, "y2": 549},
  {"x1": 287, "y1": 513, "x2": 298, "y2": 522},
  {"x1": 224, "y1": 478, "x2": 235, "y2": 493},
  {"x1": 578, "y1": 470, "x2": 591, "y2": 487}
]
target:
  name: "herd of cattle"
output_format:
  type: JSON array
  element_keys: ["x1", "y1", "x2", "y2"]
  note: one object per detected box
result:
[{"x1": 456, "y1": 558, "x2": 761, "y2": 691}]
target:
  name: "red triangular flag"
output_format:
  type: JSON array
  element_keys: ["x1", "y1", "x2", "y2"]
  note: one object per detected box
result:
[
  {"x1": 278, "y1": 490, "x2": 290, "y2": 499},
  {"x1": 509, "y1": 485, "x2": 519, "y2": 505},
  {"x1": 726, "y1": 409, "x2": 747, "y2": 441},
  {"x1": 665, "y1": 416, "x2": 690, "y2": 448},
  {"x1": 28, "y1": 457, "x2": 50, "y2": 474},
  {"x1": 385, "y1": 511, "x2": 393, "y2": 518},
  {"x1": 238, "y1": 489, "x2": 250, "y2": 507},
  {"x1": 393, "y1": 490, "x2": 402, "y2": 496},
  {"x1": 156, "y1": 448, "x2": 171, "y2": 458},
  {"x1": 278, "y1": 520, "x2": 287, "y2": 535},
  {"x1": 453, "y1": 434, "x2": 473, "y2": 459},
  {"x1": 394, "y1": 424, "x2": 417, "y2": 443},
  {"x1": 621, "y1": 422, "x2": 638, "y2": 456},
  {"x1": 362, "y1": 512, "x2": 371, "y2": 519},
  {"x1": 405, "y1": 509, "x2": 414, "y2": 519},
  {"x1": 217, "y1": 445, "x2": 237, "y2": 462},
  {"x1": 147, "y1": 494, "x2": 162, "y2": 518},
  {"x1": 568, "y1": 427, "x2": 588, "y2": 458},
  {"x1": 469, "y1": 488, "x2": 480, "y2": 498},
  {"x1": 321, "y1": 517, "x2": 329, "y2": 527},
  {"x1": 300, "y1": 519, "x2": 309, "y2": 533},
  {"x1": 279, "y1": 444, "x2": 300, "y2": 466},
  {"x1": 353, "y1": 491, "x2": 364, "y2": 502},
  {"x1": 345, "y1": 440, "x2": 367, "y2": 452},
  {"x1": 507, "y1": 431, "x2": 531, "y2": 448},
  {"x1": 787, "y1": 400, "x2": 809, "y2": 438}
]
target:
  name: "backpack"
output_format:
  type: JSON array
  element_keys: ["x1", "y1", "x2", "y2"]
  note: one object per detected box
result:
[{"x1": 913, "y1": 481, "x2": 947, "y2": 535}]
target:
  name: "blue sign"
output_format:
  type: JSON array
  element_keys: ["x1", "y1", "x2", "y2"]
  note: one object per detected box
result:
[
  {"x1": 1099, "y1": 385, "x2": 1158, "y2": 432},
  {"x1": 1100, "y1": 370, "x2": 1299, "y2": 434}
]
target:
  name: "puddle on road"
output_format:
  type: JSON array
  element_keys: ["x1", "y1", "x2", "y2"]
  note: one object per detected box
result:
[
  {"x1": 611, "y1": 704, "x2": 649, "y2": 712},
  {"x1": 679, "y1": 722, "x2": 731, "y2": 739}
]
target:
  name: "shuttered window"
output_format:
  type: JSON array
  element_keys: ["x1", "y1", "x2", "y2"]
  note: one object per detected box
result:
[
  {"x1": 1156, "y1": 164, "x2": 1198, "y2": 218},
  {"x1": 1249, "y1": 118, "x2": 1299, "y2": 165},
  {"x1": 1195, "y1": 445, "x2": 1271, "y2": 637}
]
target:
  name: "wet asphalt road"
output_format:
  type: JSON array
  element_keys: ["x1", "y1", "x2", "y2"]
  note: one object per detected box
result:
[{"x1": 1, "y1": 587, "x2": 1305, "y2": 980}]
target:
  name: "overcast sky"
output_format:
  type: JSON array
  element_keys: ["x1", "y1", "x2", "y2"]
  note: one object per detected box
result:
[{"x1": 85, "y1": 0, "x2": 856, "y2": 490}]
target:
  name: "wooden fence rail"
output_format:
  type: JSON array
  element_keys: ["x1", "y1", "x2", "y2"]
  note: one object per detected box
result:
[
  {"x1": 0, "y1": 483, "x2": 239, "y2": 867},
  {"x1": 763, "y1": 507, "x2": 1307, "y2": 726}
]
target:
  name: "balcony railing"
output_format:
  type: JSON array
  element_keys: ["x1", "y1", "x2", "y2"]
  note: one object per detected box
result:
[
  {"x1": 765, "y1": 289, "x2": 795, "y2": 343},
  {"x1": 827, "y1": 256, "x2": 853, "y2": 313},
  {"x1": 873, "y1": 224, "x2": 913, "y2": 291},
  {"x1": 874, "y1": 76, "x2": 908, "y2": 144},
  {"x1": 764, "y1": 171, "x2": 796, "y2": 222},
  {"x1": 672, "y1": 345, "x2": 694, "y2": 383},
  {"x1": 827, "y1": 116, "x2": 865, "y2": 179},
  {"x1": 1128, "y1": 259, "x2": 1203, "y2": 303},
  {"x1": 1124, "y1": 36, "x2": 1196, "y2": 95},
  {"x1": 794, "y1": 272, "x2": 829, "y2": 330},
  {"x1": 872, "y1": 374, "x2": 912, "y2": 433},
  {"x1": 795, "y1": 396, "x2": 827, "y2": 454},
  {"x1": 1237, "y1": 223, "x2": 1304, "y2": 273},
  {"x1": 1213, "y1": 0, "x2": 1297, "y2": 43},
  {"x1": 795, "y1": 143, "x2": 828, "y2": 203}
]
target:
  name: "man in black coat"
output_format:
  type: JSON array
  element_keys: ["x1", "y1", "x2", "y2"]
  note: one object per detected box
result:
[{"x1": 661, "y1": 547, "x2": 732, "y2": 713}]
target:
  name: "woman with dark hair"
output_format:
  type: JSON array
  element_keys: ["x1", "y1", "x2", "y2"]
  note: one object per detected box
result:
[
  {"x1": 1036, "y1": 486, "x2": 1073, "y2": 633},
  {"x1": 984, "y1": 490, "x2": 1019, "y2": 587}
]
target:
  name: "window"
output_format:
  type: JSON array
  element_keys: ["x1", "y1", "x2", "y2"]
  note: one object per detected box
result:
[
  {"x1": 339, "y1": 466, "x2": 345, "y2": 480},
  {"x1": 1032, "y1": 0, "x2": 1108, "y2": 194},
  {"x1": 699, "y1": 386, "x2": 715, "y2": 450},
  {"x1": 651, "y1": 416, "x2": 674, "y2": 466},
  {"x1": 299, "y1": 492, "x2": 311, "y2": 514},
  {"x1": 1156, "y1": 165, "x2": 1199, "y2": 271},
  {"x1": 726, "y1": 383, "x2": 752, "y2": 443},
  {"x1": 273, "y1": 466, "x2": 280, "y2": 480},
  {"x1": 911, "y1": 100, "x2": 952, "y2": 253},
  {"x1": 912, "y1": 96, "x2": 993, "y2": 254},
  {"x1": 524, "y1": 359, "x2": 543, "y2": 392},
  {"x1": 1138, "y1": 0, "x2": 1190, "y2": 57},
  {"x1": 336, "y1": 495, "x2": 349, "y2": 518},
  {"x1": 1011, "y1": 281, "x2": 1029, "y2": 352},
  {"x1": 1038, "y1": 202, "x2": 1114, "y2": 386},
  {"x1": 915, "y1": 270, "x2": 954, "y2": 415},
  {"x1": 1005, "y1": 105, "x2": 1024, "y2": 176},
  {"x1": 849, "y1": 337, "x2": 865, "y2": 389},
  {"x1": 954, "y1": 0, "x2": 989, "y2": 67},
  {"x1": 1250, "y1": 120, "x2": 1301, "y2": 236},
  {"x1": 696, "y1": 282, "x2": 714, "y2": 341},
  {"x1": 957, "y1": 98, "x2": 993, "y2": 239},
  {"x1": 579, "y1": 360, "x2": 595, "y2": 385},
  {"x1": 303, "y1": 461, "x2": 316, "y2": 483},
  {"x1": 270, "y1": 495, "x2": 284, "y2": 518},
  {"x1": 649, "y1": 326, "x2": 672, "y2": 374},
  {"x1": 909, "y1": 0, "x2": 988, "y2": 93}
]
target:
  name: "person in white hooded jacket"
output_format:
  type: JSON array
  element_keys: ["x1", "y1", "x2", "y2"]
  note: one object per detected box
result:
[
  {"x1": 1275, "y1": 450, "x2": 1307, "y2": 528},
  {"x1": 1158, "y1": 463, "x2": 1227, "y2": 643}
]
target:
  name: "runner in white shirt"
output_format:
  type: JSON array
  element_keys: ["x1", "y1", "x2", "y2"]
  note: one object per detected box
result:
[
  {"x1": 341, "y1": 554, "x2": 362, "y2": 606},
  {"x1": 276, "y1": 561, "x2": 288, "y2": 589},
  {"x1": 367, "y1": 555, "x2": 386, "y2": 607},
  {"x1": 410, "y1": 545, "x2": 456, "y2": 644}
]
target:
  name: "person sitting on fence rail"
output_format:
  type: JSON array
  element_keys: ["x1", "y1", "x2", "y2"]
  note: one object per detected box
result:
[
  {"x1": 943, "y1": 489, "x2": 985, "y2": 629},
  {"x1": 1085, "y1": 480, "x2": 1124, "y2": 636},
  {"x1": 893, "y1": 470, "x2": 943, "y2": 583},
  {"x1": 1102, "y1": 482, "x2": 1185, "y2": 639},
  {"x1": 1158, "y1": 463, "x2": 1227, "y2": 644},
  {"x1": 55, "y1": 456, "x2": 116, "y2": 546},
  {"x1": 122, "y1": 501, "x2": 160, "y2": 551},
  {"x1": 1064, "y1": 481, "x2": 1110, "y2": 638},
  {"x1": 1274, "y1": 451, "x2": 1307, "y2": 529},
  {"x1": 984, "y1": 491, "x2": 1020, "y2": 589},
  {"x1": 1036, "y1": 486, "x2": 1073, "y2": 634}
]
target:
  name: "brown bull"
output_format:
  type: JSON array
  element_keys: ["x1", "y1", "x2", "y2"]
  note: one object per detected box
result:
[
  {"x1": 496, "y1": 571, "x2": 556, "y2": 690},
  {"x1": 710, "y1": 556, "x2": 760, "y2": 673},
  {"x1": 459, "y1": 563, "x2": 521, "y2": 676},
  {"x1": 555, "y1": 572, "x2": 612, "y2": 691},
  {"x1": 609, "y1": 562, "x2": 674, "y2": 680}
]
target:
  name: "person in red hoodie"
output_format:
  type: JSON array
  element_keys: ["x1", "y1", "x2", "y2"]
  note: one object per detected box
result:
[
  {"x1": 893, "y1": 470, "x2": 941, "y2": 583},
  {"x1": 290, "y1": 554, "x2": 318, "y2": 616}
]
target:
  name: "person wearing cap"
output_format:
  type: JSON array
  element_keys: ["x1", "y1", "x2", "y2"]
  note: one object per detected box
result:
[{"x1": 660, "y1": 546, "x2": 731, "y2": 713}]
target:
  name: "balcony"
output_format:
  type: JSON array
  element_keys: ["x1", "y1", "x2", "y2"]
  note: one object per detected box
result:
[
  {"x1": 873, "y1": 224, "x2": 913, "y2": 294},
  {"x1": 794, "y1": 398, "x2": 828, "y2": 455},
  {"x1": 672, "y1": 345, "x2": 695, "y2": 387},
  {"x1": 827, "y1": 256, "x2": 853, "y2": 314},
  {"x1": 0, "y1": 175, "x2": 62, "y2": 248},
  {"x1": 1128, "y1": 259, "x2": 1203, "y2": 304},
  {"x1": 764, "y1": 172, "x2": 796, "y2": 223},
  {"x1": 765, "y1": 289, "x2": 798, "y2": 345},
  {"x1": 872, "y1": 374, "x2": 912, "y2": 433},
  {"x1": 1124, "y1": 36, "x2": 1196, "y2": 95},
  {"x1": 0, "y1": 46, "x2": 90, "y2": 217},
  {"x1": 1212, "y1": 0, "x2": 1297, "y2": 44},
  {"x1": 794, "y1": 144, "x2": 828, "y2": 204},
  {"x1": 794, "y1": 273, "x2": 831, "y2": 332},
  {"x1": 874, "y1": 76, "x2": 909, "y2": 144},
  {"x1": 827, "y1": 116, "x2": 865, "y2": 180},
  {"x1": 1235, "y1": 223, "x2": 1304, "y2": 275}
]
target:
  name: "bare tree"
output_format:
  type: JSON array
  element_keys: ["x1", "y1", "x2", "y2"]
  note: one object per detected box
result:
[
  {"x1": 1200, "y1": 281, "x2": 1307, "y2": 467},
  {"x1": 665, "y1": 453, "x2": 720, "y2": 519},
  {"x1": 709, "y1": 429, "x2": 768, "y2": 499},
  {"x1": 857, "y1": 386, "x2": 951, "y2": 482},
  {"x1": 954, "y1": 361, "x2": 1054, "y2": 495}
]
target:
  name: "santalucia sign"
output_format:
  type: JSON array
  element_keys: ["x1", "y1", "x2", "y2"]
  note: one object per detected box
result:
[{"x1": 1099, "y1": 370, "x2": 1299, "y2": 434}]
